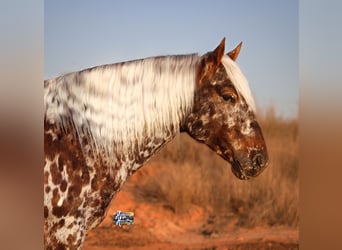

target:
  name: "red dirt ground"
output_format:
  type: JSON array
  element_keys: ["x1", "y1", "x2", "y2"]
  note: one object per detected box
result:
[{"x1": 83, "y1": 167, "x2": 299, "y2": 250}]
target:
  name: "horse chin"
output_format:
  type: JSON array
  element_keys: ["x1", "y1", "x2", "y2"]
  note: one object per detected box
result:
[
  {"x1": 231, "y1": 160, "x2": 250, "y2": 180},
  {"x1": 215, "y1": 150, "x2": 250, "y2": 180}
]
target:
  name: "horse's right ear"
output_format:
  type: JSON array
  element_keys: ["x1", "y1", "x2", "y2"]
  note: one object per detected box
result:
[{"x1": 227, "y1": 42, "x2": 242, "y2": 61}]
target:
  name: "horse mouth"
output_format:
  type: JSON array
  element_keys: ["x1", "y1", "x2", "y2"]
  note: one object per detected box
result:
[
  {"x1": 215, "y1": 150, "x2": 250, "y2": 180},
  {"x1": 218, "y1": 151, "x2": 251, "y2": 180},
  {"x1": 214, "y1": 148, "x2": 267, "y2": 180}
]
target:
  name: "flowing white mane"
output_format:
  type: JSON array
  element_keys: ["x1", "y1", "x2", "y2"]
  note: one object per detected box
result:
[
  {"x1": 221, "y1": 55, "x2": 256, "y2": 112},
  {"x1": 44, "y1": 54, "x2": 200, "y2": 158}
]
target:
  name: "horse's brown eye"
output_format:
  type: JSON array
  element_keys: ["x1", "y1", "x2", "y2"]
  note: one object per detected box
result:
[{"x1": 222, "y1": 94, "x2": 236, "y2": 104}]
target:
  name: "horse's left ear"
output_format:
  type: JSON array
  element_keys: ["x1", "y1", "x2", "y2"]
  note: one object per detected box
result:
[
  {"x1": 197, "y1": 38, "x2": 225, "y2": 86},
  {"x1": 213, "y1": 37, "x2": 226, "y2": 65},
  {"x1": 227, "y1": 42, "x2": 243, "y2": 61}
]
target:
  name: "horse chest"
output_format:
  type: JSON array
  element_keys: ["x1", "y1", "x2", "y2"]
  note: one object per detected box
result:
[{"x1": 44, "y1": 122, "x2": 173, "y2": 249}]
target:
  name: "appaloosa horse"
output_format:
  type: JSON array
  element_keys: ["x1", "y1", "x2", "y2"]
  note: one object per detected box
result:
[{"x1": 44, "y1": 38, "x2": 268, "y2": 249}]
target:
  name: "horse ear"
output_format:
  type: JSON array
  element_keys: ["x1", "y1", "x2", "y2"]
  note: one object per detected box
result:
[
  {"x1": 213, "y1": 37, "x2": 226, "y2": 65},
  {"x1": 227, "y1": 42, "x2": 242, "y2": 61},
  {"x1": 197, "y1": 38, "x2": 226, "y2": 86}
]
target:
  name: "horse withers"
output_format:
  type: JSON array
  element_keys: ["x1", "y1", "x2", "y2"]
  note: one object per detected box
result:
[{"x1": 44, "y1": 38, "x2": 268, "y2": 249}]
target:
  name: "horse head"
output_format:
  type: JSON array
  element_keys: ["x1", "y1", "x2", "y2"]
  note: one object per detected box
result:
[{"x1": 183, "y1": 38, "x2": 268, "y2": 180}]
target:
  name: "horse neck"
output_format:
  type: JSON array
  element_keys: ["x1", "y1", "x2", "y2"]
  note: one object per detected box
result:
[{"x1": 43, "y1": 95, "x2": 180, "y2": 249}]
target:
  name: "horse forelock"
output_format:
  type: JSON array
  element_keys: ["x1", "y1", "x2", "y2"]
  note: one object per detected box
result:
[
  {"x1": 221, "y1": 55, "x2": 256, "y2": 112},
  {"x1": 44, "y1": 54, "x2": 200, "y2": 162}
]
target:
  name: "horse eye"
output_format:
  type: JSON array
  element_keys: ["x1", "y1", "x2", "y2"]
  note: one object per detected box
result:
[{"x1": 222, "y1": 94, "x2": 236, "y2": 104}]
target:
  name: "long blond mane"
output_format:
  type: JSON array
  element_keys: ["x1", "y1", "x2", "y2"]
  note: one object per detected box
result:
[{"x1": 44, "y1": 54, "x2": 200, "y2": 159}]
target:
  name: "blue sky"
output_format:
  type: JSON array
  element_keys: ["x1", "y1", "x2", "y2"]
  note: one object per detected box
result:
[{"x1": 45, "y1": 0, "x2": 298, "y2": 118}]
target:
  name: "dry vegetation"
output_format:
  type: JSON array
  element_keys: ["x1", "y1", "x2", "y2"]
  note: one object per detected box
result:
[{"x1": 134, "y1": 106, "x2": 299, "y2": 229}]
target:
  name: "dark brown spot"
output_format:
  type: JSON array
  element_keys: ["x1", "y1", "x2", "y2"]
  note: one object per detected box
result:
[
  {"x1": 60, "y1": 180, "x2": 67, "y2": 192},
  {"x1": 44, "y1": 206, "x2": 49, "y2": 218},
  {"x1": 68, "y1": 184, "x2": 82, "y2": 197},
  {"x1": 92, "y1": 199, "x2": 100, "y2": 207},
  {"x1": 45, "y1": 185, "x2": 51, "y2": 193},
  {"x1": 67, "y1": 234, "x2": 76, "y2": 245},
  {"x1": 51, "y1": 188, "x2": 60, "y2": 206},
  {"x1": 66, "y1": 161, "x2": 76, "y2": 178},
  {"x1": 56, "y1": 243, "x2": 66, "y2": 250},
  {"x1": 91, "y1": 175, "x2": 98, "y2": 191},
  {"x1": 50, "y1": 161, "x2": 62, "y2": 185},
  {"x1": 58, "y1": 219, "x2": 65, "y2": 227},
  {"x1": 44, "y1": 171, "x2": 49, "y2": 184},
  {"x1": 208, "y1": 103, "x2": 216, "y2": 116},
  {"x1": 81, "y1": 170, "x2": 90, "y2": 184},
  {"x1": 52, "y1": 202, "x2": 69, "y2": 218},
  {"x1": 58, "y1": 162, "x2": 64, "y2": 172},
  {"x1": 76, "y1": 238, "x2": 83, "y2": 248},
  {"x1": 70, "y1": 208, "x2": 81, "y2": 218},
  {"x1": 192, "y1": 120, "x2": 203, "y2": 131},
  {"x1": 58, "y1": 156, "x2": 65, "y2": 170},
  {"x1": 67, "y1": 194, "x2": 74, "y2": 203}
]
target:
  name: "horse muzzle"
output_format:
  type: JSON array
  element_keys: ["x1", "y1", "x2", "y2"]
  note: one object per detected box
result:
[{"x1": 230, "y1": 150, "x2": 268, "y2": 180}]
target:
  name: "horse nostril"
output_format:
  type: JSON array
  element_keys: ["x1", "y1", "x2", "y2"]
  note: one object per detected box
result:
[{"x1": 252, "y1": 153, "x2": 267, "y2": 169}]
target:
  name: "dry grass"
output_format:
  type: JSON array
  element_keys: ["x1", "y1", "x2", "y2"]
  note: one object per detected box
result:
[{"x1": 134, "y1": 106, "x2": 299, "y2": 228}]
